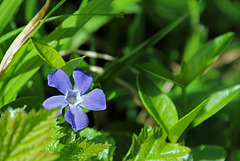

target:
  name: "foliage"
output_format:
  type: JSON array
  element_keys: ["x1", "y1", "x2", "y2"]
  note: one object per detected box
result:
[{"x1": 1, "y1": 0, "x2": 240, "y2": 160}]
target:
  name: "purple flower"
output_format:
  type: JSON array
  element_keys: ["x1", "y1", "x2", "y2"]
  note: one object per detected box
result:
[{"x1": 43, "y1": 68, "x2": 106, "y2": 132}]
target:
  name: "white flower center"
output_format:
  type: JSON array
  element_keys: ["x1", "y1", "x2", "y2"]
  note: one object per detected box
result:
[{"x1": 66, "y1": 90, "x2": 82, "y2": 106}]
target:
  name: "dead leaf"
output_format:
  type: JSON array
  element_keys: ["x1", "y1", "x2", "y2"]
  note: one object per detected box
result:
[{"x1": 0, "y1": 0, "x2": 50, "y2": 77}]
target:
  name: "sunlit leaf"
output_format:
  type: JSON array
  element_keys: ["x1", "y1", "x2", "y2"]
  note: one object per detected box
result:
[
  {"x1": 0, "y1": 108, "x2": 59, "y2": 161},
  {"x1": 0, "y1": 0, "x2": 50, "y2": 77},
  {"x1": 123, "y1": 126, "x2": 191, "y2": 161},
  {"x1": 30, "y1": 37, "x2": 66, "y2": 69},
  {"x1": 0, "y1": 0, "x2": 24, "y2": 33},
  {"x1": 179, "y1": 32, "x2": 234, "y2": 85},
  {"x1": 193, "y1": 84, "x2": 240, "y2": 127}
]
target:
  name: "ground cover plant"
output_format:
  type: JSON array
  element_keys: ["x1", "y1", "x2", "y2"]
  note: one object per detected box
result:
[{"x1": 1, "y1": 0, "x2": 240, "y2": 160}]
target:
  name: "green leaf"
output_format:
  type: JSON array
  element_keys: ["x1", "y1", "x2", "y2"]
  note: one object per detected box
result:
[
  {"x1": 193, "y1": 84, "x2": 240, "y2": 127},
  {"x1": 79, "y1": 127, "x2": 116, "y2": 161},
  {"x1": 180, "y1": 32, "x2": 234, "y2": 85},
  {"x1": 0, "y1": 27, "x2": 24, "y2": 44},
  {"x1": 97, "y1": 14, "x2": 187, "y2": 86},
  {"x1": 44, "y1": 0, "x2": 113, "y2": 49},
  {"x1": 0, "y1": 50, "x2": 43, "y2": 106},
  {"x1": 0, "y1": 0, "x2": 24, "y2": 33},
  {"x1": 30, "y1": 37, "x2": 66, "y2": 69},
  {"x1": 0, "y1": 108, "x2": 59, "y2": 161},
  {"x1": 123, "y1": 126, "x2": 191, "y2": 161},
  {"x1": 61, "y1": 56, "x2": 85, "y2": 76},
  {"x1": 137, "y1": 74, "x2": 178, "y2": 137},
  {"x1": 58, "y1": 137, "x2": 110, "y2": 161},
  {"x1": 0, "y1": 96, "x2": 44, "y2": 113},
  {"x1": 187, "y1": 145, "x2": 226, "y2": 161},
  {"x1": 169, "y1": 99, "x2": 208, "y2": 143},
  {"x1": 139, "y1": 63, "x2": 184, "y2": 87}
]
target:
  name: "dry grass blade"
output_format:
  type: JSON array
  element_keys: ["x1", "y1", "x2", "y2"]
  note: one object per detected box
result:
[{"x1": 0, "y1": 0, "x2": 50, "y2": 78}]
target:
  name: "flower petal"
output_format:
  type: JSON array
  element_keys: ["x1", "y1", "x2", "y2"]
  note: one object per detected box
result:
[
  {"x1": 73, "y1": 69, "x2": 93, "y2": 95},
  {"x1": 48, "y1": 69, "x2": 72, "y2": 95},
  {"x1": 81, "y1": 89, "x2": 106, "y2": 111},
  {"x1": 64, "y1": 105, "x2": 89, "y2": 132},
  {"x1": 43, "y1": 95, "x2": 68, "y2": 115}
]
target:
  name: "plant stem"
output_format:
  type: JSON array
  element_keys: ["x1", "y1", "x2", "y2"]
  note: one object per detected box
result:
[{"x1": 182, "y1": 86, "x2": 187, "y2": 115}]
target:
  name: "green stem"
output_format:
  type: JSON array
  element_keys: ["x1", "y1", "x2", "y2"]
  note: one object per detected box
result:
[{"x1": 182, "y1": 86, "x2": 187, "y2": 115}]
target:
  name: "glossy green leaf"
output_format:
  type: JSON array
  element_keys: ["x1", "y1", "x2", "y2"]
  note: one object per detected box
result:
[
  {"x1": 0, "y1": 0, "x2": 24, "y2": 33},
  {"x1": 169, "y1": 99, "x2": 208, "y2": 143},
  {"x1": 139, "y1": 63, "x2": 184, "y2": 87},
  {"x1": 187, "y1": 145, "x2": 226, "y2": 161},
  {"x1": 0, "y1": 108, "x2": 59, "y2": 161},
  {"x1": 137, "y1": 74, "x2": 178, "y2": 136},
  {"x1": 30, "y1": 37, "x2": 66, "y2": 69},
  {"x1": 123, "y1": 126, "x2": 191, "y2": 161},
  {"x1": 97, "y1": 14, "x2": 187, "y2": 86},
  {"x1": 193, "y1": 84, "x2": 240, "y2": 127},
  {"x1": 61, "y1": 56, "x2": 85, "y2": 76},
  {"x1": 180, "y1": 32, "x2": 234, "y2": 85}
]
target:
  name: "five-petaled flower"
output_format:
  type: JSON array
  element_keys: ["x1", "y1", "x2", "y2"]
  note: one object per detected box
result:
[{"x1": 43, "y1": 68, "x2": 106, "y2": 132}]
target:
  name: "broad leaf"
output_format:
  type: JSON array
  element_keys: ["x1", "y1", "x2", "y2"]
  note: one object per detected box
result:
[
  {"x1": 187, "y1": 145, "x2": 226, "y2": 161},
  {"x1": 169, "y1": 99, "x2": 208, "y2": 143},
  {"x1": 0, "y1": 108, "x2": 59, "y2": 161},
  {"x1": 30, "y1": 37, "x2": 66, "y2": 69},
  {"x1": 137, "y1": 74, "x2": 178, "y2": 136},
  {"x1": 193, "y1": 84, "x2": 240, "y2": 127},
  {"x1": 180, "y1": 32, "x2": 234, "y2": 85},
  {"x1": 123, "y1": 126, "x2": 190, "y2": 161}
]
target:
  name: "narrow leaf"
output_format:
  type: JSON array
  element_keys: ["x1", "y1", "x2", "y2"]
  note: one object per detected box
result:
[
  {"x1": 193, "y1": 84, "x2": 240, "y2": 127},
  {"x1": 180, "y1": 32, "x2": 234, "y2": 85},
  {"x1": 0, "y1": 0, "x2": 24, "y2": 33},
  {"x1": 61, "y1": 57, "x2": 84, "y2": 76},
  {"x1": 97, "y1": 14, "x2": 187, "y2": 86},
  {"x1": 169, "y1": 99, "x2": 208, "y2": 143},
  {"x1": 139, "y1": 63, "x2": 184, "y2": 87}
]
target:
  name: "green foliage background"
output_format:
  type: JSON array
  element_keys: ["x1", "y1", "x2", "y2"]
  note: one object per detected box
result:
[{"x1": 1, "y1": 0, "x2": 240, "y2": 160}]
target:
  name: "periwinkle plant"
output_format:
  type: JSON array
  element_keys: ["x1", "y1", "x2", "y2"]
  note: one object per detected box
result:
[{"x1": 43, "y1": 69, "x2": 106, "y2": 132}]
